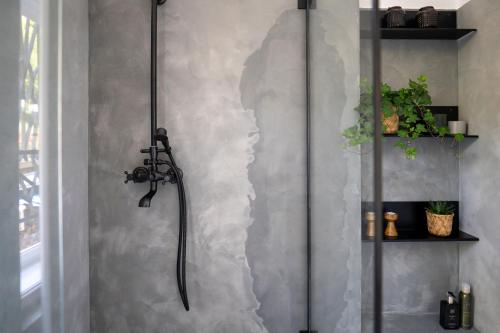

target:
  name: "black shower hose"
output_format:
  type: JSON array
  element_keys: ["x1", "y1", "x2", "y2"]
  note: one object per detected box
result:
[{"x1": 168, "y1": 151, "x2": 190, "y2": 311}]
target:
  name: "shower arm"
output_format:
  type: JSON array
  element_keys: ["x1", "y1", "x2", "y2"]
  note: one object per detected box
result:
[{"x1": 124, "y1": 0, "x2": 190, "y2": 311}]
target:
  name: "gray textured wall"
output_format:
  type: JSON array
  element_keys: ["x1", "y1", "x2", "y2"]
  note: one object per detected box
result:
[
  {"x1": 380, "y1": 40, "x2": 458, "y2": 106},
  {"x1": 310, "y1": 2, "x2": 361, "y2": 332},
  {"x1": 89, "y1": 0, "x2": 360, "y2": 332},
  {"x1": 458, "y1": 1, "x2": 500, "y2": 332},
  {"x1": 360, "y1": 39, "x2": 458, "y2": 106},
  {"x1": 61, "y1": 0, "x2": 90, "y2": 331},
  {"x1": 0, "y1": 1, "x2": 21, "y2": 332},
  {"x1": 360, "y1": 29, "x2": 461, "y2": 315}
]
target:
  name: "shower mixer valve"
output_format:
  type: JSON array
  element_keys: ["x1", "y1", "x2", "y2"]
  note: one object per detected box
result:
[{"x1": 123, "y1": 128, "x2": 183, "y2": 206}]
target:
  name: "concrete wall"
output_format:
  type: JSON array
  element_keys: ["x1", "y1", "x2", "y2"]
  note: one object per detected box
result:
[
  {"x1": 60, "y1": 0, "x2": 90, "y2": 331},
  {"x1": 0, "y1": 1, "x2": 21, "y2": 332},
  {"x1": 310, "y1": 2, "x2": 361, "y2": 332},
  {"x1": 380, "y1": 40, "x2": 458, "y2": 106},
  {"x1": 89, "y1": 0, "x2": 360, "y2": 332},
  {"x1": 458, "y1": 1, "x2": 500, "y2": 332}
]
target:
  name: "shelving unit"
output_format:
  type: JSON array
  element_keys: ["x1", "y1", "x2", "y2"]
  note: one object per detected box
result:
[{"x1": 360, "y1": 9, "x2": 480, "y2": 329}]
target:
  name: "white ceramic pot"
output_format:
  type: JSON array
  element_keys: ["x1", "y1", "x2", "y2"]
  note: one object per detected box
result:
[{"x1": 448, "y1": 121, "x2": 467, "y2": 135}]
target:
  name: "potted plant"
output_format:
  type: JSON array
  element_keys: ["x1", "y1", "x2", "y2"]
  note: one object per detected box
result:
[
  {"x1": 343, "y1": 75, "x2": 465, "y2": 159},
  {"x1": 426, "y1": 201, "x2": 455, "y2": 237}
]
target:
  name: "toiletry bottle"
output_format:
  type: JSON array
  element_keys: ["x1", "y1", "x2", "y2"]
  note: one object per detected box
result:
[
  {"x1": 440, "y1": 292, "x2": 460, "y2": 329},
  {"x1": 460, "y1": 283, "x2": 473, "y2": 329}
]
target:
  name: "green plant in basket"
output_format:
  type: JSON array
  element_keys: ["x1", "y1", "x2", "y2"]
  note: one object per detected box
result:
[
  {"x1": 343, "y1": 75, "x2": 465, "y2": 159},
  {"x1": 426, "y1": 201, "x2": 455, "y2": 215},
  {"x1": 426, "y1": 201, "x2": 456, "y2": 237}
]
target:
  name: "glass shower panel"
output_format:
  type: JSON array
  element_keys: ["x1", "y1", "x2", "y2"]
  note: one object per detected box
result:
[
  {"x1": 1, "y1": 1, "x2": 24, "y2": 330},
  {"x1": 309, "y1": 0, "x2": 381, "y2": 332}
]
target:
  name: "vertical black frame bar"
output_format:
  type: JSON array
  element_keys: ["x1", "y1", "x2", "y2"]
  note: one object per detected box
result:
[
  {"x1": 151, "y1": 0, "x2": 157, "y2": 146},
  {"x1": 306, "y1": 0, "x2": 312, "y2": 330},
  {"x1": 371, "y1": 0, "x2": 383, "y2": 332}
]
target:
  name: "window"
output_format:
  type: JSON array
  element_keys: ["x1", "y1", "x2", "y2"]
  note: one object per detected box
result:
[{"x1": 19, "y1": 2, "x2": 41, "y2": 296}]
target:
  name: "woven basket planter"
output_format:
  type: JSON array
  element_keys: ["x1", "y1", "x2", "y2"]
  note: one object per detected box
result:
[
  {"x1": 416, "y1": 6, "x2": 438, "y2": 28},
  {"x1": 426, "y1": 211, "x2": 454, "y2": 237},
  {"x1": 383, "y1": 109, "x2": 399, "y2": 134},
  {"x1": 386, "y1": 6, "x2": 406, "y2": 28}
]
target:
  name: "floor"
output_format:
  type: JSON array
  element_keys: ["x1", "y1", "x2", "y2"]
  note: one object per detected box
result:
[{"x1": 363, "y1": 313, "x2": 480, "y2": 333}]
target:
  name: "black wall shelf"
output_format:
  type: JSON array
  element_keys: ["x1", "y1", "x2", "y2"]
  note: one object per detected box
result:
[
  {"x1": 380, "y1": 28, "x2": 476, "y2": 40},
  {"x1": 383, "y1": 134, "x2": 478, "y2": 138},
  {"x1": 383, "y1": 106, "x2": 479, "y2": 138},
  {"x1": 363, "y1": 230, "x2": 479, "y2": 243},
  {"x1": 361, "y1": 28, "x2": 476, "y2": 40},
  {"x1": 360, "y1": 10, "x2": 476, "y2": 40},
  {"x1": 362, "y1": 201, "x2": 480, "y2": 243}
]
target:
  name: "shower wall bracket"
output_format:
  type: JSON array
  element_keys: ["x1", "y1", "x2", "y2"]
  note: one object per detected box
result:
[{"x1": 298, "y1": 0, "x2": 316, "y2": 10}]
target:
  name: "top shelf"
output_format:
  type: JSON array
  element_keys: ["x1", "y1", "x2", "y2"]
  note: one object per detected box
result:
[
  {"x1": 380, "y1": 28, "x2": 477, "y2": 40},
  {"x1": 361, "y1": 28, "x2": 477, "y2": 40},
  {"x1": 360, "y1": 9, "x2": 477, "y2": 40}
]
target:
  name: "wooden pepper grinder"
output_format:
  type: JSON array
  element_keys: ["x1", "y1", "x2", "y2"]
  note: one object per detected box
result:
[
  {"x1": 366, "y1": 212, "x2": 376, "y2": 238},
  {"x1": 384, "y1": 212, "x2": 399, "y2": 238}
]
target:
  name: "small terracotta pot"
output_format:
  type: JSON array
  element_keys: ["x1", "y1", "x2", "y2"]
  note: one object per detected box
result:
[
  {"x1": 383, "y1": 111, "x2": 399, "y2": 134},
  {"x1": 426, "y1": 211, "x2": 454, "y2": 237}
]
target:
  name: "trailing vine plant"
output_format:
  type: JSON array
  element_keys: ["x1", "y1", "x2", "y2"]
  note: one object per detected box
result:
[{"x1": 343, "y1": 75, "x2": 464, "y2": 159}]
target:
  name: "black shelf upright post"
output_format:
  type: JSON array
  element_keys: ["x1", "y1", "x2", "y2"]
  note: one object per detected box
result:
[
  {"x1": 372, "y1": 0, "x2": 384, "y2": 332},
  {"x1": 298, "y1": 1, "x2": 316, "y2": 332}
]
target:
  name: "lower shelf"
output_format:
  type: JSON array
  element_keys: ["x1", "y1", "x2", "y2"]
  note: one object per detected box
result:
[
  {"x1": 363, "y1": 313, "x2": 480, "y2": 333},
  {"x1": 362, "y1": 230, "x2": 480, "y2": 243}
]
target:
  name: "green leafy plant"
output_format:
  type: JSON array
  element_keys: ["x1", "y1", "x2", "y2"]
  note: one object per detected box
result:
[
  {"x1": 426, "y1": 201, "x2": 455, "y2": 215},
  {"x1": 343, "y1": 75, "x2": 465, "y2": 159}
]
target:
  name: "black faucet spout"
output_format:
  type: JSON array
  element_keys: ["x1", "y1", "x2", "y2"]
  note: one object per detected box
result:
[{"x1": 139, "y1": 183, "x2": 157, "y2": 208}]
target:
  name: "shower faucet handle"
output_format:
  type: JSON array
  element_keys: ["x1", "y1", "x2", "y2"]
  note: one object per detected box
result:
[
  {"x1": 124, "y1": 167, "x2": 150, "y2": 184},
  {"x1": 124, "y1": 171, "x2": 133, "y2": 184}
]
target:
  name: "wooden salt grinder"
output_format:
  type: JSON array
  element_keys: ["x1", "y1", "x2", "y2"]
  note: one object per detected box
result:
[{"x1": 384, "y1": 212, "x2": 399, "y2": 238}]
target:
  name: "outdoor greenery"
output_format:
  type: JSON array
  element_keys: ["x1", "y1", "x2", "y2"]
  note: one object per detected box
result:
[
  {"x1": 343, "y1": 75, "x2": 465, "y2": 159},
  {"x1": 426, "y1": 201, "x2": 456, "y2": 215}
]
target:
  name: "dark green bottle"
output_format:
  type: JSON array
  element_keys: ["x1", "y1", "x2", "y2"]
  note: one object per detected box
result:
[{"x1": 460, "y1": 283, "x2": 473, "y2": 329}]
